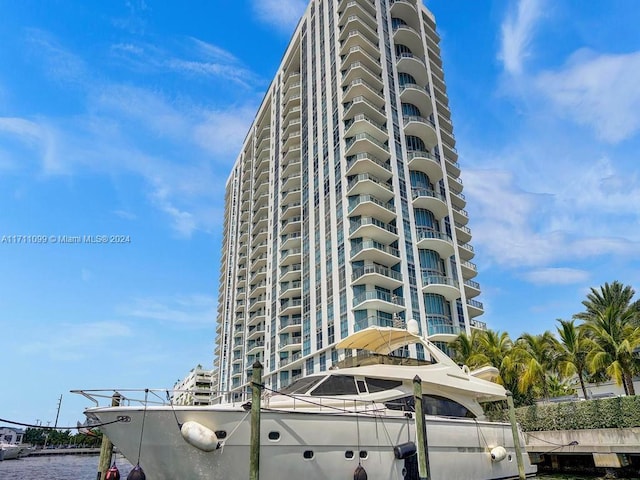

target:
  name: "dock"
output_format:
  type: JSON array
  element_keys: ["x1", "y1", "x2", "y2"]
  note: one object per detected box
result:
[{"x1": 28, "y1": 447, "x2": 101, "y2": 457}]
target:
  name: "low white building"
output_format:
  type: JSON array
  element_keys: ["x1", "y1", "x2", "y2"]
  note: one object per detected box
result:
[
  {"x1": 173, "y1": 365, "x2": 214, "y2": 406},
  {"x1": 0, "y1": 426, "x2": 25, "y2": 444}
]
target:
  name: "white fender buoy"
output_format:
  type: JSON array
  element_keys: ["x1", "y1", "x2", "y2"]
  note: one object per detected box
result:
[
  {"x1": 461, "y1": 365, "x2": 471, "y2": 375},
  {"x1": 490, "y1": 446, "x2": 507, "y2": 462},
  {"x1": 180, "y1": 421, "x2": 219, "y2": 452}
]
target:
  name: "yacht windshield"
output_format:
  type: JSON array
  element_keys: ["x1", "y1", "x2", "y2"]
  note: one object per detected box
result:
[
  {"x1": 279, "y1": 376, "x2": 326, "y2": 395},
  {"x1": 310, "y1": 375, "x2": 358, "y2": 396}
]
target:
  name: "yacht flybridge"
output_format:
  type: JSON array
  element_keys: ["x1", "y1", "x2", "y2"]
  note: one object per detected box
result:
[{"x1": 77, "y1": 326, "x2": 536, "y2": 479}]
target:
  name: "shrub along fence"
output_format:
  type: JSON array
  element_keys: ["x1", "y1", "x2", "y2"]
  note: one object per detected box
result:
[{"x1": 488, "y1": 396, "x2": 640, "y2": 431}]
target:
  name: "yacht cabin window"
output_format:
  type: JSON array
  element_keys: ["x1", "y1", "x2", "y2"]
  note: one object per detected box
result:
[
  {"x1": 280, "y1": 376, "x2": 326, "y2": 394},
  {"x1": 384, "y1": 394, "x2": 475, "y2": 418}
]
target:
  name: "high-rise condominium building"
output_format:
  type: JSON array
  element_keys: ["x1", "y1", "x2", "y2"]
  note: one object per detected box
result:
[{"x1": 214, "y1": 0, "x2": 485, "y2": 401}]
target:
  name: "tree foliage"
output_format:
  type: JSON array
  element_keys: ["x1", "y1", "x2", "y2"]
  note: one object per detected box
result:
[{"x1": 450, "y1": 281, "x2": 639, "y2": 405}]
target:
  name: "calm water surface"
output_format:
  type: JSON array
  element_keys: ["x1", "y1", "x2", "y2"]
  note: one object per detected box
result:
[
  {"x1": 0, "y1": 456, "x2": 636, "y2": 479},
  {"x1": 0, "y1": 454, "x2": 133, "y2": 480}
]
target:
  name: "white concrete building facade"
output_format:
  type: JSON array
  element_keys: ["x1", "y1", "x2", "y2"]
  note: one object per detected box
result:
[
  {"x1": 173, "y1": 365, "x2": 214, "y2": 406},
  {"x1": 214, "y1": 0, "x2": 485, "y2": 401}
]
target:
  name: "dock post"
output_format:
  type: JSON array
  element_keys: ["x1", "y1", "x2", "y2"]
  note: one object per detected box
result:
[
  {"x1": 506, "y1": 391, "x2": 526, "y2": 480},
  {"x1": 97, "y1": 393, "x2": 121, "y2": 480},
  {"x1": 413, "y1": 375, "x2": 429, "y2": 480},
  {"x1": 250, "y1": 361, "x2": 263, "y2": 480}
]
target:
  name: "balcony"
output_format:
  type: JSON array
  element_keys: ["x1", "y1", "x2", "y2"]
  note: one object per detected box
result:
[
  {"x1": 247, "y1": 326, "x2": 265, "y2": 341},
  {"x1": 250, "y1": 267, "x2": 268, "y2": 283},
  {"x1": 460, "y1": 260, "x2": 477, "y2": 279},
  {"x1": 280, "y1": 351, "x2": 303, "y2": 367},
  {"x1": 248, "y1": 309, "x2": 266, "y2": 327},
  {"x1": 352, "y1": 263, "x2": 403, "y2": 289},
  {"x1": 339, "y1": 30, "x2": 379, "y2": 59},
  {"x1": 343, "y1": 78, "x2": 385, "y2": 106},
  {"x1": 343, "y1": 96, "x2": 386, "y2": 124},
  {"x1": 393, "y1": 24, "x2": 423, "y2": 58},
  {"x1": 341, "y1": 46, "x2": 382, "y2": 76},
  {"x1": 347, "y1": 173, "x2": 394, "y2": 202},
  {"x1": 339, "y1": 16, "x2": 379, "y2": 45},
  {"x1": 350, "y1": 239, "x2": 400, "y2": 267},
  {"x1": 464, "y1": 278, "x2": 481, "y2": 298},
  {"x1": 470, "y1": 318, "x2": 487, "y2": 331},
  {"x1": 390, "y1": 0, "x2": 417, "y2": 24},
  {"x1": 458, "y1": 242, "x2": 474, "y2": 261},
  {"x1": 396, "y1": 52, "x2": 429, "y2": 87},
  {"x1": 349, "y1": 216, "x2": 398, "y2": 244},
  {"x1": 281, "y1": 231, "x2": 302, "y2": 250},
  {"x1": 346, "y1": 152, "x2": 392, "y2": 181},
  {"x1": 280, "y1": 263, "x2": 302, "y2": 282},
  {"x1": 279, "y1": 279, "x2": 302, "y2": 298},
  {"x1": 427, "y1": 323, "x2": 461, "y2": 342},
  {"x1": 451, "y1": 204, "x2": 469, "y2": 225},
  {"x1": 339, "y1": 0, "x2": 377, "y2": 24},
  {"x1": 279, "y1": 336, "x2": 302, "y2": 353},
  {"x1": 282, "y1": 175, "x2": 301, "y2": 194},
  {"x1": 455, "y1": 221, "x2": 472, "y2": 244},
  {"x1": 345, "y1": 132, "x2": 390, "y2": 161},
  {"x1": 281, "y1": 188, "x2": 302, "y2": 205},
  {"x1": 342, "y1": 61, "x2": 384, "y2": 91},
  {"x1": 421, "y1": 273, "x2": 459, "y2": 301},
  {"x1": 280, "y1": 298, "x2": 302, "y2": 316},
  {"x1": 280, "y1": 316, "x2": 302, "y2": 334},
  {"x1": 283, "y1": 146, "x2": 301, "y2": 165},
  {"x1": 338, "y1": 8, "x2": 378, "y2": 32},
  {"x1": 411, "y1": 187, "x2": 448, "y2": 218},
  {"x1": 280, "y1": 247, "x2": 302, "y2": 267},
  {"x1": 281, "y1": 202, "x2": 301, "y2": 222},
  {"x1": 247, "y1": 340, "x2": 265, "y2": 355},
  {"x1": 399, "y1": 83, "x2": 433, "y2": 117},
  {"x1": 407, "y1": 149, "x2": 442, "y2": 183},
  {"x1": 354, "y1": 314, "x2": 395, "y2": 331},
  {"x1": 403, "y1": 115, "x2": 438, "y2": 148},
  {"x1": 281, "y1": 160, "x2": 301, "y2": 178},
  {"x1": 415, "y1": 227, "x2": 454, "y2": 259},
  {"x1": 352, "y1": 290, "x2": 405, "y2": 313},
  {"x1": 466, "y1": 298, "x2": 484, "y2": 316},
  {"x1": 348, "y1": 194, "x2": 396, "y2": 223},
  {"x1": 345, "y1": 114, "x2": 388, "y2": 143},
  {"x1": 283, "y1": 132, "x2": 301, "y2": 151}
]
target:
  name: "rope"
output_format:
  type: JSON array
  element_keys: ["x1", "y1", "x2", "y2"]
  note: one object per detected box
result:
[
  {"x1": 166, "y1": 390, "x2": 183, "y2": 430},
  {"x1": 0, "y1": 417, "x2": 125, "y2": 431},
  {"x1": 135, "y1": 389, "x2": 149, "y2": 465},
  {"x1": 525, "y1": 431, "x2": 579, "y2": 447}
]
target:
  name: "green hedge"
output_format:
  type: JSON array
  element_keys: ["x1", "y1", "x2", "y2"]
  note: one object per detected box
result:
[{"x1": 492, "y1": 396, "x2": 640, "y2": 431}]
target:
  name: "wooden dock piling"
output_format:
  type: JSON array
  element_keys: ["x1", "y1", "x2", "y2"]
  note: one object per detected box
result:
[
  {"x1": 413, "y1": 375, "x2": 429, "y2": 480},
  {"x1": 250, "y1": 361, "x2": 263, "y2": 480},
  {"x1": 506, "y1": 391, "x2": 526, "y2": 480},
  {"x1": 96, "y1": 393, "x2": 121, "y2": 480}
]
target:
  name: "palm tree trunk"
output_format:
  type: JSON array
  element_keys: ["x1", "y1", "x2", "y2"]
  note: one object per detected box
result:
[
  {"x1": 578, "y1": 374, "x2": 589, "y2": 399},
  {"x1": 624, "y1": 372, "x2": 636, "y2": 396}
]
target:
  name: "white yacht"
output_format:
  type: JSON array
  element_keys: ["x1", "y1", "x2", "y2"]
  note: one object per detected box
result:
[
  {"x1": 0, "y1": 443, "x2": 24, "y2": 461},
  {"x1": 78, "y1": 326, "x2": 536, "y2": 479}
]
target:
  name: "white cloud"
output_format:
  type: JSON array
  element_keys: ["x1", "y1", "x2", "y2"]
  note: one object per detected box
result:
[
  {"x1": 536, "y1": 49, "x2": 640, "y2": 143},
  {"x1": 253, "y1": 0, "x2": 307, "y2": 32},
  {"x1": 522, "y1": 268, "x2": 590, "y2": 285},
  {"x1": 463, "y1": 167, "x2": 640, "y2": 270},
  {"x1": 498, "y1": 0, "x2": 544, "y2": 75},
  {"x1": 19, "y1": 321, "x2": 133, "y2": 360},
  {"x1": 119, "y1": 294, "x2": 217, "y2": 326}
]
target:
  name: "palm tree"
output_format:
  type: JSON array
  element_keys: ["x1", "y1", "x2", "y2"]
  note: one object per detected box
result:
[
  {"x1": 575, "y1": 281, "x2": 637, "y2": 321},
  {"x1": 450, "y1": 329, "x2": 480, "y2": 367},
  {"x1": 555, "y1": 319, "x2": 592, "y2": 399},
  {"x1": 471, "y1": 329, "x2": 517, "y2": 389},
  {"x1": 574, "y1": 281, "x2": 640, "y2": 395},
  {"x1": 583, "y1": 305, "x2": 640, "y2": 395},
  {"x1": 512, "y1": 331, "x2": 559, "y2": 400}
]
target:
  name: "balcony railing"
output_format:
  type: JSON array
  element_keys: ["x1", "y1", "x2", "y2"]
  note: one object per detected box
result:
[
  {"x1": 352, "y1": 264, "x2": 403, "y2": 282},
  {"x1": 353, "y1": 290, "x2": 405, "y2": 307}
]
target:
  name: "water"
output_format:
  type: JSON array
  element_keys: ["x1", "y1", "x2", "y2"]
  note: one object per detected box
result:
[
  {"x1": 0, "y1": 456, "x2": 636, "y2": 480},
  {"x1": 0, "y1": 454, "x2": 133, "y2": 480}
]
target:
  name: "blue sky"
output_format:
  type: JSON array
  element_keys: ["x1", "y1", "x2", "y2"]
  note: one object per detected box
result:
[{"x1": 1, "y1": 0, "x2": 639, "y2": 429}]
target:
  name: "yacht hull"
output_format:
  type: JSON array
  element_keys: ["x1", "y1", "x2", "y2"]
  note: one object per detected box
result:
[{"x1": 87, "y1": 405, "x2": 536, "y2": 480}]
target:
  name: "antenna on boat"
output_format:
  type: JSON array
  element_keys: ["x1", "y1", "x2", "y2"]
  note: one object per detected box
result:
[{"x1": 406, "y1": 319, "x2": 420, "y2": 335}]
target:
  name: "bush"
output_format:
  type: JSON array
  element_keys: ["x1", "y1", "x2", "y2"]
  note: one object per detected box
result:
[{"x1": 509, "y1": 396, "x2": 640, "y2": 431}]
